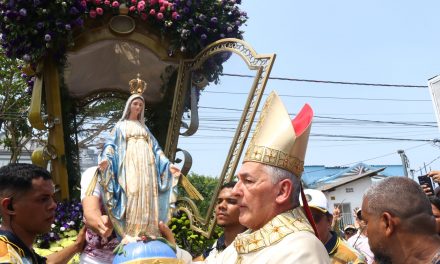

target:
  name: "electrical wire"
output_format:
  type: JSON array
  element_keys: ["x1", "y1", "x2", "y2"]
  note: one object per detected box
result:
[
  {"x1": 204, "y1": 90, "x2": 430, "y2": 102},
  {"x1": 221, "y1": 73, "x2": 428, "y2": 88}
]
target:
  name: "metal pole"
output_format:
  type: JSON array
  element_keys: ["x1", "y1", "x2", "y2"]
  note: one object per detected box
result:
[{"x1": 397, "y1": 149, "x2": 409, "y2": 177}]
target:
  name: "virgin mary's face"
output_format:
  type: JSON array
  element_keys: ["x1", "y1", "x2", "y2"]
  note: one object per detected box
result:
[{"x1": 128, "y1": 98, "x2": 144, "y2": 120}]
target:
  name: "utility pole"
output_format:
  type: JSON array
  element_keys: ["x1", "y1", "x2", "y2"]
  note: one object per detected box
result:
[{"x1": 397, "y1": 149, "x2": 410, "y2": 178}]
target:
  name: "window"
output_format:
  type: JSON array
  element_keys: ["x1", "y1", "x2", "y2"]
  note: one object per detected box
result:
[
  {"x1": 345, "y1": 187, "x2": 354, "y2": 193},
  {"x1": 335, "y1": 202, "x2": 353, "y2": 226}
]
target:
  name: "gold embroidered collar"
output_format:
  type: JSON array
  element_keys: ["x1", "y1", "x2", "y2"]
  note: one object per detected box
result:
[{"x1": 234, "y1": 207, "x2": 314, "y2": 254}]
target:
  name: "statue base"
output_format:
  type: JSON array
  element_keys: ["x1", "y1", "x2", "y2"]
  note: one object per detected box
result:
[{"x1": 113, "y1": 239, "x2": 182, "y2": 264}]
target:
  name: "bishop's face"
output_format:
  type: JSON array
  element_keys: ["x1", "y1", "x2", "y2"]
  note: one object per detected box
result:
[{"x1": 232, "y1": 162, "x2": 280, "y2": 230}]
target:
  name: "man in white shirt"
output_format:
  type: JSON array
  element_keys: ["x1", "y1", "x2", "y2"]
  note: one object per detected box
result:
[{"x1": 348, "y1": 209, "x2": 374, "y2": 264}]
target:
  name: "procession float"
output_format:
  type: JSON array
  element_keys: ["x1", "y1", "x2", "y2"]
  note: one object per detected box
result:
[{"x1": 0, "y1": 0, "x2": 275, "y2": 262}]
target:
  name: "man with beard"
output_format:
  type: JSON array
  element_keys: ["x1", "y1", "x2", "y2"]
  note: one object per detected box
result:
[
  {"x1": 199, "y1": 181, "x2": 247, "y2": 261},
  {"x1": 362, "y1": 176, "x2": 440, "y2": 264}
]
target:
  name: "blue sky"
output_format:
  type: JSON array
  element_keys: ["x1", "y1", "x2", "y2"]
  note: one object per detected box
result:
[{"x1": 177, "y1": 1, "x2": 440, "y2": 178}]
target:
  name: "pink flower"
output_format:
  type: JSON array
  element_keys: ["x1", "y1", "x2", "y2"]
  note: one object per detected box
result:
[
  {"x1": 158, "y1": 0, "x2": 164, "y2": 5},
  {"x1": 96, "y1": 7, "x2": 103, "y2": 15},
  {"x1": 138, "y1": 1, "x2": 145, "y2": 11},
  {"x1": 104, "y1": 0, "x2": 110, "y2": 5},
  {"x1": 159, "y1": 6, "x2": 165, "y2": 12},
  {"x1": 141, "y1": 13, "x2": 147, "y2": 20},
  {"x1": 112, "y1": 1, "x2": 119, "y2": 7},
  {"x1": 156, "y1": 12, "x2": 163, "y2": 20},
  {"x1": 163, "y1": 1, "x2": 169, "y2": 7},
  {"x1": 149, "y1": 9, "x2": 156, "y2": 15},
  {"x1": 131, "y1": 0, "x2": 137, "y2": 3},
  {"x1": 129, "y1": 6, "x2": 136, "y2": 12},
  {"x1": 150, "y1": 0, "x2": 158, "y2": 5},
  {"x1": 172, "y1": 11, "x2": 180, "y2": 20},
  {"x1": 89, "y1": 9, "x2": 97, "y2": 18},
  {"x1": 80, "y1": 0, "x2": 87, "y2": 7},
  {"x1": 94, "y1": 0, "x2": 101, "y2": 4}
]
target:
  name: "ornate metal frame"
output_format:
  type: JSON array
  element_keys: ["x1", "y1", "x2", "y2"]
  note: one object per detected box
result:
[{"x1": 164, "y1": 38, "x2": 276, "y2": 237}]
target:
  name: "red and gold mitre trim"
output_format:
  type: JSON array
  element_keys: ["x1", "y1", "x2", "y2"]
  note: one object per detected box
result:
[{"x1": 243, "y1": 91, "x2": 313, "y2": 177}]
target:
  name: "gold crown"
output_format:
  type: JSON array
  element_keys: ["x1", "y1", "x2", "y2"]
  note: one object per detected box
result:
[
  {"x1": 243, "y1": 91, "x2": 313, "y2": 177},
  {"x1": 129, "y1": 73, "x2": 148, "y2": 94}
]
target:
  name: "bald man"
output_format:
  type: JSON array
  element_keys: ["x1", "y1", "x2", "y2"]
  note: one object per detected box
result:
[{"x1": 362, "y1": 177, "x2": 440, "y2": 264}]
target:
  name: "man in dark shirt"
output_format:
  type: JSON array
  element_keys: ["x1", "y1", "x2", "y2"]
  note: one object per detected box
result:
[
  {"x1": 0, "y1": 163, "x2": 84, "y2": 264},
  {"x1": 201, "y1": 181, "x2": 246, "y2": 261}
]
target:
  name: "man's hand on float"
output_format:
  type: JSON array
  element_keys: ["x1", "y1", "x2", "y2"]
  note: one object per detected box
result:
[
  {"x1": 98, "y1": 215, "x2": 114, "y2": 238},
  {"x1": 74, "y1": 226, "x2": 87, "y2": 253},
  {"x1": 159, "y1": 221, "x2": 176, "y2": 247}
]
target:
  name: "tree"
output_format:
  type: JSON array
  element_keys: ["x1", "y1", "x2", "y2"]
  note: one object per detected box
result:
[
  {"x1": 0, "y1": 48, "x2": 40, "y2": 163},
  {"x1": 178, "y1": 172, "x2": 220, "y2": 216},
  {"x1": 173, "y1": 172, "x2": 222, "y2": 257}
]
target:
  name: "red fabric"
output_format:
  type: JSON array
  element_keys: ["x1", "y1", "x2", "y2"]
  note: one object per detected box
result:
[
  {"x1": 291, "y1": 104, "x2": 313, "y2": 135},
  {"x1": 300, "y1": 185, "x2": 320, "y2": 239}
]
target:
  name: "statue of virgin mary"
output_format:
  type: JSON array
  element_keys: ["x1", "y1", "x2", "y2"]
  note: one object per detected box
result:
[{"x1": 98, "y1": 77, "x2": 179, "y2": 243}]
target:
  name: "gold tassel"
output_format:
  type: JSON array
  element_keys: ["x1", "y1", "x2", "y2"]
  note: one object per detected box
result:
[
  {"x1": 180, "y1": 174, "x2": 204, "y2": 201},
  {"x1": 85, "y1": 167, "x2": 99, "y2": 196}
]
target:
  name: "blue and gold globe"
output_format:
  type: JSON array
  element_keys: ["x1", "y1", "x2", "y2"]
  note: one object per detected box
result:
[{"x1": 113, "y1": 240, "x2": 182, "y2": 264}]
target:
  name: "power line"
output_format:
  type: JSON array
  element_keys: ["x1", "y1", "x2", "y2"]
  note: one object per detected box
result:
[
  {"x1": 303, "y1": 142, "x2": 432, "y2": 174},
  {"x1": 221, "y1": 73, "x2": 428, "y2": 88},
  {"x1": 198, "y1": 106, "x2": 437, "y2": 128},
  {"x1": 204, "y1": 90, "x2": 429, "y2": 102}
]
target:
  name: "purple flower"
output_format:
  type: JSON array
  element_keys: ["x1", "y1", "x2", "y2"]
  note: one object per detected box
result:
[
  {"x1": 200, "y1": 34, "x2": 207, "y2": 40},
  {"x1": 69, "y1": 7, "x2": 79, "y2": 15},
  {"x1": 186, "y1": 0, "x2": 192, "y2": 6},
  {"x1": 65, "y1": 24, "x2": 71, "y2": 30},
  {"x1": 74, "y1": 17, "x2": 84, "y2": 26},
  {"x1": 44, "y1": 34, "x2": 51, "y2": 42},
  {"x1": 19, "y1": 8, "x2": 27, "y2": 17},
  {"x1": 22, "y1": 54, "x2": 31, "y2": 62},
  {"x1": 36, "y1": 22, "x2": 44, "y2": 29},
  {"x1": 226, "y1": 26, "x2": 232, "y2": 32},
  {"x1": 211, "y1": 17, "x2": 218, "y2": 23}
]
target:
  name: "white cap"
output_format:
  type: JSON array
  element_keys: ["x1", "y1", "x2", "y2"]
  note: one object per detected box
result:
[{"x1": 301, "y1": 189, "x2": 332, "y2": 214}]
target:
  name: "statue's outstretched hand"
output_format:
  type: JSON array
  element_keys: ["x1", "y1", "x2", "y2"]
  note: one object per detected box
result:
[
  {"x1": 170, "y1": 164, "x2": 181, "y2": 176},
  {"x1": 98, "y1": 159, "x2": 109, "y2": 171}
]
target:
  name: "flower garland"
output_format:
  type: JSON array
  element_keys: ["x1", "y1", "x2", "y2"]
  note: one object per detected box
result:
[{"x1": 0, "y1": 0, "x2": 247, "y2": 65}]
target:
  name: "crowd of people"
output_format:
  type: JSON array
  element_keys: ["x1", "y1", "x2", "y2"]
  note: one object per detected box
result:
[{"x1": 1, "y1": 91, "x2": 440, "y2": 263}]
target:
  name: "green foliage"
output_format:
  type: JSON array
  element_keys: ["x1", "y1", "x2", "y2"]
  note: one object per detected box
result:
[
  {"x1": 0, "y1": 48, "x2": 39, "y2": 163},
  {"x1": 179, "y1": 172, "x2": 219, "y2": 216},
  {"x1": 172, "y1": 172, "x2": 222, "y2": 256},
  {"x1": 170, "y1": 212, "x2": 222, "y2": 258}
]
